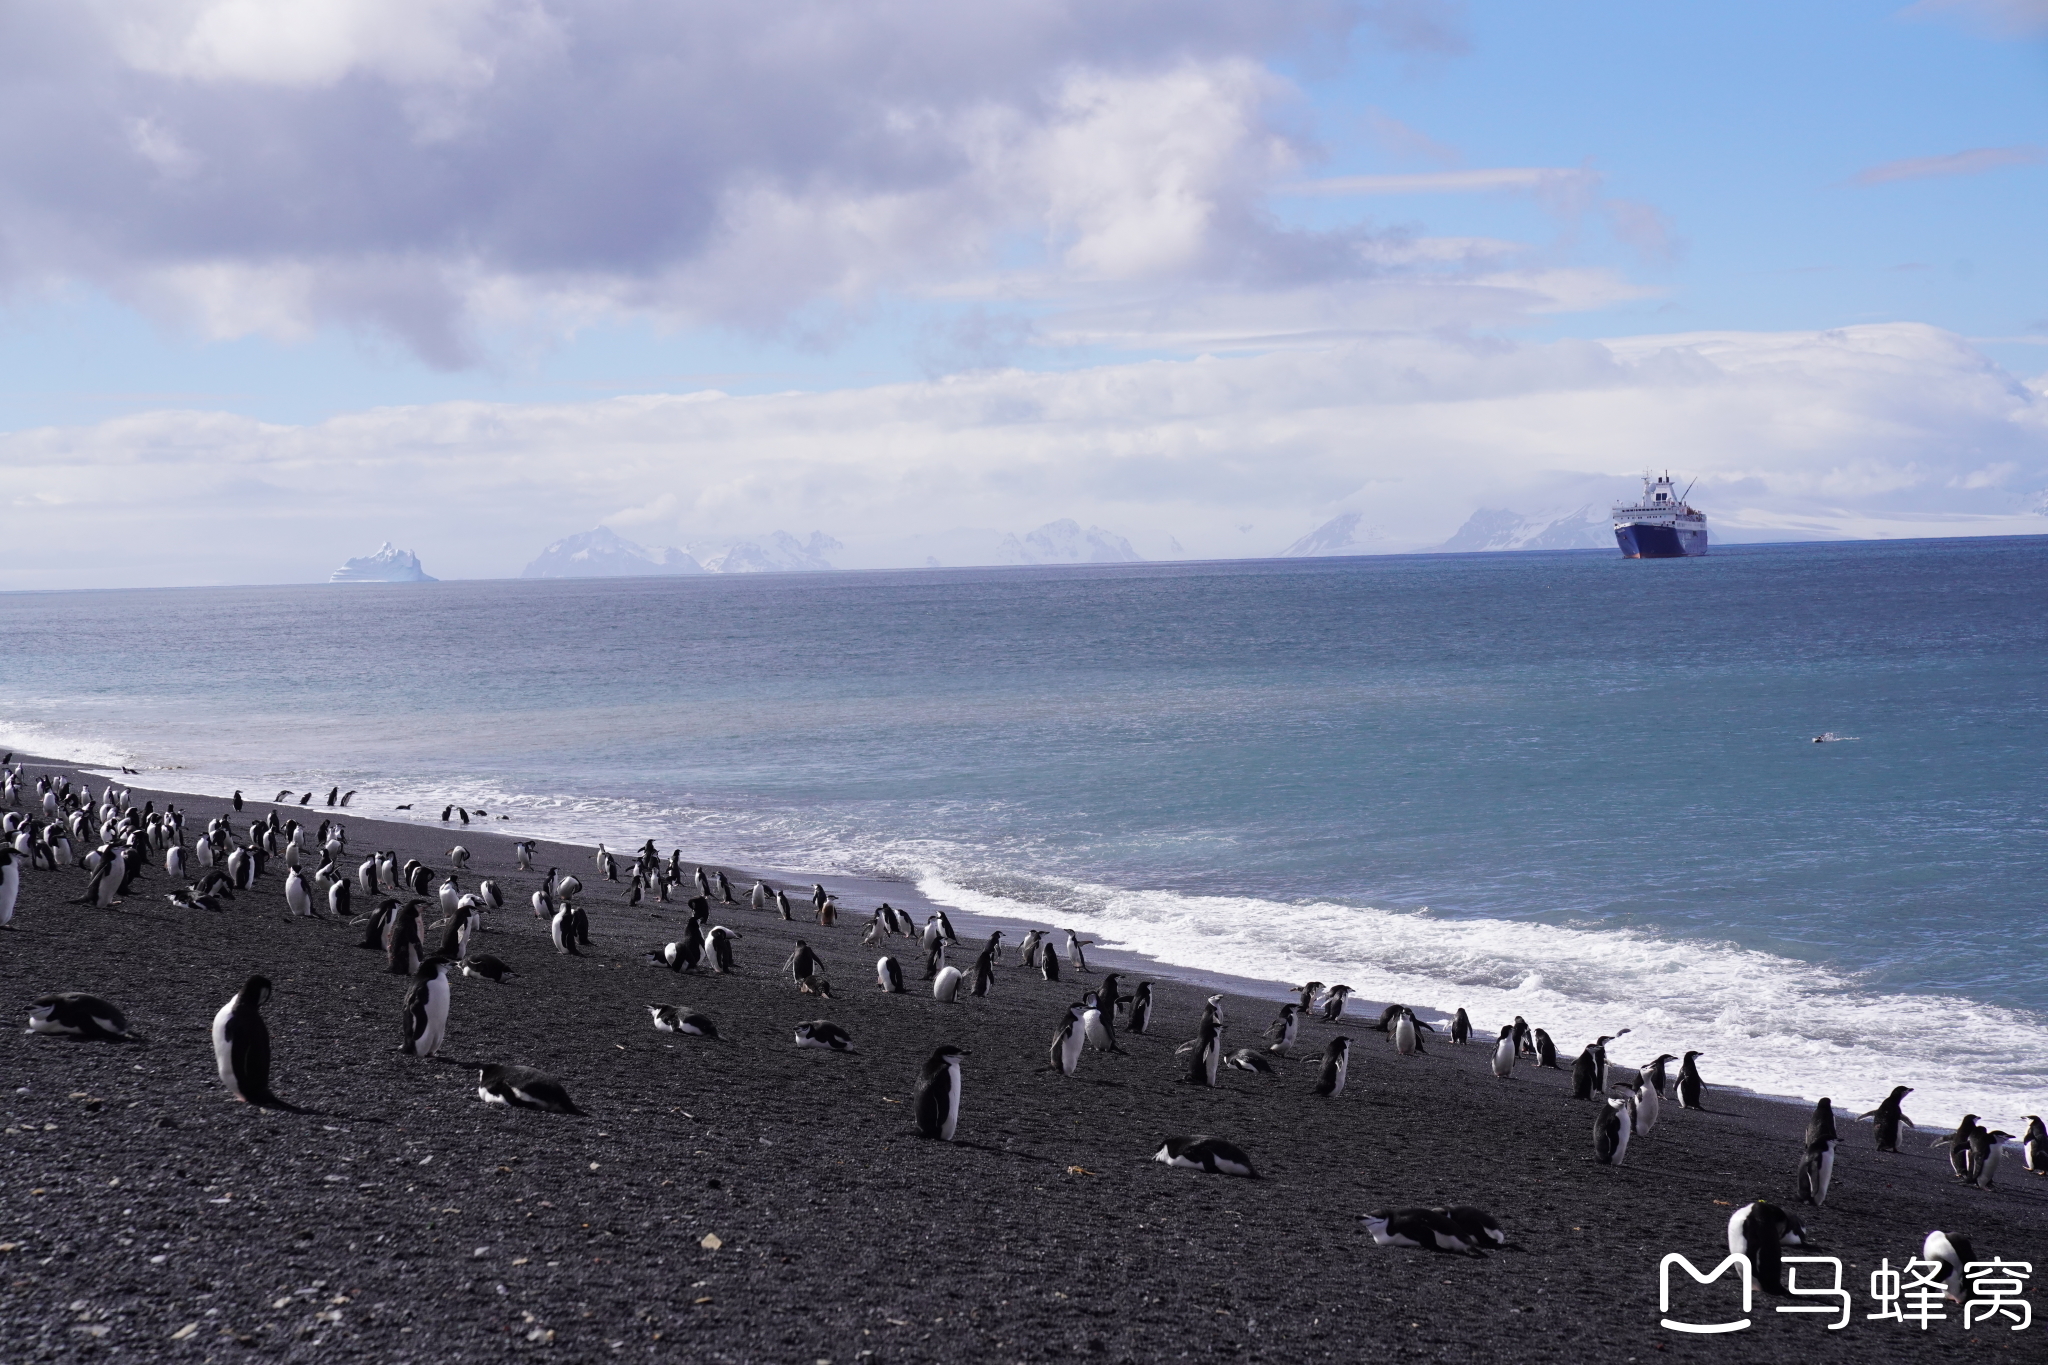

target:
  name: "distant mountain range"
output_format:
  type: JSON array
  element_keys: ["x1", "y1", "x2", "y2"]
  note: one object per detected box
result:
[
  {"x1": 330, "y1": 542, "x2": 436, "y2": 582},
  {"x1": 1282, "y1": 505, "x2": 1611, "y2": 557},
  {"x1": 521, "y1": 526, "x2": 845, "y2": 578},
  {"x1": 998, "y1": 519, "x2": 1141, "y2": 565}
]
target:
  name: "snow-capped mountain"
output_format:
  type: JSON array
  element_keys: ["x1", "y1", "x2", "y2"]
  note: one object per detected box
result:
[
  {"x1": 1429, "y1": 506, "x2": 1610, "y2": 552},
  {"x1": 696, "y1": 531, "x2": 842, "y2": 573},
  {"x1": 521, "y1": 526, "x2": 704, "y2": 578},
  {"x1": 997, "y1": 519, "x2": 1143, "y2": 564}
]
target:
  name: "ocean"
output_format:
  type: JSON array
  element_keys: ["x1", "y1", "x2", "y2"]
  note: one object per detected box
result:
[{"x1": 4, "y1": 537, "x2": 2045, "y2": 1126}]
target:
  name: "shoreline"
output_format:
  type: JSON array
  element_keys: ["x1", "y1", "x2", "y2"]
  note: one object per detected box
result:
[
  {"x1": 4, "y1": 752, "x2": 2044, "y2": 1361},
  {"x1": 16, "y1": 750, "x2": 2017, "y2": 1132}
]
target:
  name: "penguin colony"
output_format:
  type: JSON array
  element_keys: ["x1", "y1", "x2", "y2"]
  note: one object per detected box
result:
[{"x1": 7, "y1": 756, "x2": 2038, "y2": 1312}]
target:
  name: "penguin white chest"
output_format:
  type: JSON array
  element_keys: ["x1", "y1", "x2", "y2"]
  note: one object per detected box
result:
[
  {"x1": 211, "y1": 1000, "x2": 237, "y2": 1091},
  {"x1": 418, "y1": 977, "x2": 450, "y2": 1054},
  {"x1": 940, "y1": 1060, "x2": 961, "y2": 1140}
]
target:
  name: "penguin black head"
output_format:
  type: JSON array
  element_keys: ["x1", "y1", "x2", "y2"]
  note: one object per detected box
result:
[
  {"x1": 238, "y1": 975, "x2": 273, "y2": 1008},
  {"x1": 929, "y1": 1043, "x2": 970, "y2": 1060}
]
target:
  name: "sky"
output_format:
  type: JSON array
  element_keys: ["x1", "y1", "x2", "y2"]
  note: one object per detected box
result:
[{"x1": 1, "y1": 0, "x2": 2044, "y2": 587}]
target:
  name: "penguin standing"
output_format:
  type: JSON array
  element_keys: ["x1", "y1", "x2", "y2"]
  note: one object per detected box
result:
[
  {"x1": 1392, "y1": 1007, "x2": 1425, "y2": 1056},
  {"x1": 785, "y1": 939, "x2": 821, "y2": 983},
  {"x1": 552, "y1": 901, "x2": 584, "y2": 957},
  {"x1": 1969, "y1": 1127, "x2": 2015, "y2": 1190},
  {"x1": 1318, "y1": 985, "x2": 1351, "y2": 1022},
  {"x1": 774, "y1": 890, "x2": 794, "y2": 920},
  {"x1": 1859, "y1": 1085, "x2": 1917, "y2": 1153},
  {"x1": 1642, "y1": 1053, "x2": 1676, "y2": 1100},
  {"x1": 0, "y1": 844, "x2": 18, "y2": 927},
  {"x1": 707, "y1": 926, "x2": 739, "y2": 974},
  {"x1": 751, "y1": 881, "x2": 768, "y2": 912},
  {"x1": 386, "y1": 900, "x2": 424, "y2": 976},
  {"x1": 2023, "y1": 1115, "x2": 2047, "y2": 1176},
  {"x1": 1511, "y1": 1015, "x2": 1532, "y2": 1055},
  {"x1": 876, "y1": 956, "x2": 906, "y2": 993},
  {"x1": 1080, "y1": 995, "x2": 1122, "y2": 1052},
  {"x1": 1922, "y1": 1230, "x2": 1976, "y2": 1303},
  {"x1": 913, "y1": 1044, "x2": 967, "y2": 1141},
  {"x1": 212, "y1": 975, "x2": 289, "y2": 1107},
  {"x1": 1049, "y1": 1004, "x2": 1086, "y2": 1076},
  {"x1": 1594, "y1": 1095, "x2": 1633, "y2": 1166},
  {"x1": 1634, "y1": 1074, "x2": 1662, "y2": 1137},
  {"x1": 1016, "y1": 930, "x2": 1044, "y2": 968},
  {"x1": 402, "y1": 956, "x2": 454, "y2": 1057},
  {"x1": 1534, "y1": 1029, "x2": 1560, "y2": 1069},
  {"x1": 284, "y1": 866, "x2": 313, "y2": 917},
  {"x1": 1450, "y1": 1008, "x2": 1471, "y2": 1046},
  {"x1": 1064, "y1": 929, "x2": 1094, "y2": 974},
  {"x1": 1934, "y1": 1115, "x2": 1981, "y2": 1181},
  {"x1": 1796, "y1": 1097, "x2": 1839, "y2": 1205},
  {"x1": 1261, "y1": 1004, "x2": 1303, "y2": 1058},
  {"x1": 1126, "y1": 980, "x2": 1153, "y2": 1035},
  {"x1": 1183, "y1": 1007, "x2": 1223, "y2": 1087},
  {"x1": 969, "y1": 946, "x2": 996, "y2": 997},
  {"x1": 1676, "y1": 1050, "x2": 1706, "y2": 1110},
  {"x1": 1313, "y1": 1037, "x2": 1350, "y2": 1097},
  {"x1": 1039, "y1": 940, "x2": 1061, "y2": 982},
  {"x1": 1490, "y1": 1025, "x2": 1515, "y2": 1079}
]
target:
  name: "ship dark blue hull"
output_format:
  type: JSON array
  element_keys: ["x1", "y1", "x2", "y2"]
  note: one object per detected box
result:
[{"x1": 1615, "y1": 523, "x2": 1707, "y2": 559}]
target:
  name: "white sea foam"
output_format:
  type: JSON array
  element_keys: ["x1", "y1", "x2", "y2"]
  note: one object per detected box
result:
[{"x1": 915, "y1": 867, "x2": 2048, "y2": 1132}]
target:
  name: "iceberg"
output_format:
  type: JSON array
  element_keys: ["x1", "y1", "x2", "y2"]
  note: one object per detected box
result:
[{"x1": 329, "y1": 542, "x2": 437, "y2": 583}]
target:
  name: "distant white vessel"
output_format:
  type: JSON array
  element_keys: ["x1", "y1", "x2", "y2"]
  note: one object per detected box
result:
[
  {"x1": 1612, "y1": 474, "x2": 1707, "y2": 559},
  {"x1": 330, "y1": 542, "x2": 437, "y2": 583}
]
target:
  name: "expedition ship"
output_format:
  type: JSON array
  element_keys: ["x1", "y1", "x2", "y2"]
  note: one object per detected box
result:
[{"x1": 1613, "y1": 473, "x2": 1707, "y2": 558}]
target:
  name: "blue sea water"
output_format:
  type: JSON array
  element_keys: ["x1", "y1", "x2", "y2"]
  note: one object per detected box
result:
[{"x1": 3, "y1": 538, "x2": 2045, "y2": 1124}]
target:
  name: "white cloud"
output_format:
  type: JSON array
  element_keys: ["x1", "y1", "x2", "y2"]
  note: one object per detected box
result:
[
  {"x1": 1852, "y1": 145, "x2": 2045, "y2": 185},
  {"x1": 2, "y1": 323, "x2": 2040, "y2": 589}
]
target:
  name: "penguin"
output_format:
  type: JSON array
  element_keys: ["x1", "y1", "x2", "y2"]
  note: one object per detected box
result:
[
  {"x1": 717, "y1": 871, "x2": 735, "y2": 905},
  {"x1": 2023, "y1": 1115, "x2": 2047, "y2": 1175},
  {"x1": 1313, "y1": 1036, "x2": 1350, "y2": 1097},
  {"x1": 162, "y1": 842, "x2": 186, "y2": 883},
  {"x1": 1049, "y1": 1003, "x2": 1086, "y2": 1076},
  {"x1": 0, "y1": 844, "x2": 18, "y2": 926},
  {"x1": 1594, "y1": 1095, "x2": 1633, "y2": 1165},
  {"x1": 1183, "y1": 1009, "x2": 1222, "y2": 1087},
  {"x1": 922, "y1": 940, "x2": 946, "y2": 981},
  {"x1": 340, "y1": 790, "x2": 355, "y2": 807},
  {"x1": 1096, "y1": 972, "x2": 1123, "y2": 1022},
  {"x1": 913, "y1": 1044, "x2": 968, "y2": 1141},
  {"x1": 694, "y1": 866, "x2": 710, "y2": 899},
  {"x1": 707, "y1": 926, "x2": 739, "y2": 974},
  {"x1": 1450, "y1": 1008, "x2": 1471, "y2": 1046},
  {"x1": 774, "y1": 890, "x2": 794, "y2": 920},
  {"x1": 551, "y1": 903, "x2": 580, "y2": 957},
  {"x1": 750, "y1": 881, "x2": 768, "y2": 912},
  {"x1": 1016, "y1": 929, "x2": 1044, "y2": 968},
  {"x1": 1064, "y1": 929, "x2": 1094, "y2": 974},
  {"x1": 786, "y1": 939, "x2": 821, "y2": 982},
  {"x1": 328, "y1": 876, "x2": 351, "y2": 921},
  {"x1": 969, "y1": 947, "x2": 997, "y2": 997},
  {"x1": 438, "y1": 874, "x2": 461, "y2": 918},
  {"x1": 460, "y1": 955, "x2": 516, "y2": 983},
  {"x1": 665, "y1": 920, "x2": 706, "y2": 972},
  {"x1": 1261, "y1": 1003, "x2": 1303, "y2": 1058},
  {"x1": 1859, "y1": 1085, "x2": 1916, "y2": 1153},
  {"x1": 876, "y1": 955, "x2": 906, "y2": 993},
  {"x1": 1728, "y1": 1201, "x2": 1804, "y2": 1294},
  {"x1": 1934, "y1": 1115, "x2": 1982, "y2": 1180},
  {"x1": 811, "y1": 883, "x2": 828, "y2": 918},
  {"x1": 1922, "y1": 1230, "x2": 1976, "y2": 1303},
  {"x1": 26, "y1": 992, "x2": 134, "y2": 1041},
  {"x1": 298, "y1": 792, "x2": 312, "y2": 806},
  {"x1": 1438, "y1": 1206, "x2": 1514, "y2": 1252},
  {"x1": 648, "y1": 1005, "x2": 718, "y2": 1038},
  {"x1": 1677, "y1": 1050, "x2": 1706, "y2": 1110},
  {"x1": 1969, "y1": 1127, "x2": 2015, "y2": 1190},
  {"x1": 1081, "y1": 997, "x2": 1123, "y2": 1052},
  {"x1": 1642, "y1": 1053, "x2": 1676, "y2": 1099},
  {"x1": 449, "y1": 844, "x2": 469, "y2": 870},
  {"x1": 933, "y1": 965, "x2": 964, "y2": 1003},
  {"x1": 1634, "y1": 1073, "x2": 1662, "y2": 1137},
  {"x1": 1534, "y1": 1029, "x2": 1560, "y2": 1069},
  {"x1": 233, "y1": 790, "x2": 244, "y2": 811},
  {"x1": 1224, "y1": 1048, "x2": 1279, "y2": 1076},
  {"x1": 1126, "y1": 980, "x2": 1154, "y2": 1035},
  {"x1": 555, "y1": 871, "x2": 583, "y2": 902},
  {"x1": 793, "y1": 1019, "x2": 855, "y2": 1052},
  {"x1": 1360, "y1": 1208, "x2": 1482, "y2": 1257},
  {"x1": 401, "y1": 956, "x2": 453, "y2": 1058},
  {"x1": 1511, "y1": 1015, "x2": 1532, "y2": 1055},
  {"x1": 1153, "y1": 1135, "x2": 1258, "y2": 1179},
  {"x1": 514, "y1": 841, "x2": 534, "y2": 872},
  {"x1": 212, "y1": 975, "x2": 291, "y2": 1108},
  {"x1": 1796, "y1": 1097, "x2": 1839, "y2": 1205},
  {"x1": 1039, "y1": 940, "x2": 1060, "y2": 982},
  {"x1": 386, "y1": 900, "x2": 424, "y2": 976},
  {"x1": 477, "y1": 1064, "x2": 584, "y2": 1114},
  {"x1": 1318, "y1": 985, "x2": 1352, "y2": 1022},
  {"x1": 284, "y1": 866, "x2": 313, "y2": 917},
  {"x1": 1490, "y1": 1026, "x2": 1516, "y2": 1079},
  {"x1": 1393, "y1": 1007, "x2": 1425, "y2": 1056}
]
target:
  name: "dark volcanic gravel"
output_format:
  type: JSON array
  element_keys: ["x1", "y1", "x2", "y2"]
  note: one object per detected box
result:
[{"x1": 2, "y1": 761, "x2": 2043, "y2": 1363}]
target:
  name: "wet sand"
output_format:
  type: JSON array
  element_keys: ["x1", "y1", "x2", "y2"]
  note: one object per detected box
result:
[{"x1": 2, "y1": 758, "x2": 2043, "y2": 1362}]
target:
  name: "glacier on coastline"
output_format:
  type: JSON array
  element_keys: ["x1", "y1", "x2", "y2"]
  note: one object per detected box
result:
[{"x1": 329, "y1": 543, "x2": 437, "y2": 582}]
